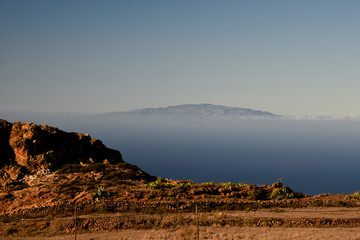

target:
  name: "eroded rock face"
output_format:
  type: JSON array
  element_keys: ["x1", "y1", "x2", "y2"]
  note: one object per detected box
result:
[{"x1": 0, "y1": 119, "x2": 123, "y2": 185}]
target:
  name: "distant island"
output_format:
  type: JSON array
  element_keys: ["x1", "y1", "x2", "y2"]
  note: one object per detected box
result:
[{"x1": 102, "y1": 103, "x2": 280, "y2": 119}]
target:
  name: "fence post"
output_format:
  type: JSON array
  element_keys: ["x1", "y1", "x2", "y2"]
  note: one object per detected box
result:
[
  {"x1": 196, "y1": 204, "x2": 199, "y2": 240},
  {"x1": 74, "y1": 202, "x2": 77, "y2": 240}
]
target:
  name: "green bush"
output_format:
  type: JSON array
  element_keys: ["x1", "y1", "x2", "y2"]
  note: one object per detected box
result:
[
  {"x1": 144, "y1": 178, "x2": 193, "y2": 190},
  {"x1": 238, "y1": 182, "x2": 248, "y2": 188},
  {"x1": 220, "y1": 182, "x2": 248, "y2": 191},
  {"x1": 354, "y1": 191, "x2": 360, "y2": 199},
  {"x1": 92, "y1": 186, "x2": 110, "y2": 200},
  {"x1": 222, "y1": 182, "x2": 237, "y2": 189},
  {"x1": 144, "y1": 177, "x2": 165, "y2": 189},
  {"x1": 175, "y1": 182, "x2": 193, "y2": 190},
  {"x1": 247, "y1": 188, "x2": 265, "y2": 200},
  {"x1": 203, "y1": 181, "x2": 215, "y2": 187},
  {"x1": 270, "y1": 187, "x2": 294, "y2": 200}
]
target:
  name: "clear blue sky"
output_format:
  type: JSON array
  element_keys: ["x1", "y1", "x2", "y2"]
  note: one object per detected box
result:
[{"x1": 1, "y1": 0, "x2": 360, "y2": 115}]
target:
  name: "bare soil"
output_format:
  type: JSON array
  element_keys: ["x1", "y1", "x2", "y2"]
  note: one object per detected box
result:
[{"x1": 5, "y1": 227, "x2": 360, "y2": 240}]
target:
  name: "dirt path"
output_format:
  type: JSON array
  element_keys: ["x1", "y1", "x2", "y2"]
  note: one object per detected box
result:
[{"x1": 5, "y1": 227, "x2": 360, "y2": 240}]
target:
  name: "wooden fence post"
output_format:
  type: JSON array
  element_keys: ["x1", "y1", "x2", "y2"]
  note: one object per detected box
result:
[
  {"x1": 196, "y1": 204, "x2": 199, "y2": 240},
  {"x1": 74, "y1": 202, "x2": 77, "y2": 240}
]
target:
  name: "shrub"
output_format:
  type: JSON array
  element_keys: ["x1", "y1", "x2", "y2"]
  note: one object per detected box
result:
[
  {"x1": 203, "y1": 181, "x2": 215, "y2": 187},
  {"x1": 272, "y1": 182, "x2": 283, "y2": 188},
  {"x1": 222, "y1": 182, "x2": 237, "y2": 189},
  {"x1": 247, "y1": 188, "x2": 265, "y2": 200},
  {"x1": 144, "y1": 178, "x2": 193, "y2": 190},
  {"x1": 238, "y1": 182, "x2": 248, "y2": 188},
  {"x1": 222, "y1": 182, "x2": 244, "y2": 191},
  {"x1": 270, "y1": 187, "x2": 294, "y2": 200},
  {"x1": 92, "y1": 186, "x2": 110, "y2": 200},
  {"x1": 175, "y1": 182, "x2": 192, "y2": 190},
  {"x1": 144, "y1": 177, "x2": 164, "y2": 189},
  {"x1": 354, "y1": 191, "x2": 360, "y2": 199},
  {"x1": 220, "y1": 182, "x2": 248, "y2": 191}
]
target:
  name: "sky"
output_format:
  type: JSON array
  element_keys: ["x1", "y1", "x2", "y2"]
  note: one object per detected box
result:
[{"x1": 1, "y1": 0, "x2": 360, "y2": 116}]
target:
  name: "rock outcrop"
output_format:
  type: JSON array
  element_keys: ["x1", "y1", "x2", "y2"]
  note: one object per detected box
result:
[{"x1": 0, "y1": 119, "x2": 123, "y2": 186}]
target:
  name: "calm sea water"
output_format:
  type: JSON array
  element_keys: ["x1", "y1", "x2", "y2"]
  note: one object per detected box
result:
[{"x1": 2, "y1": 112, "x2": 360, "y2": 195}]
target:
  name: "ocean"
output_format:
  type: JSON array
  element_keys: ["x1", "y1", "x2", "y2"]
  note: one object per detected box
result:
[{"x1": 2, "y1": 111, "x2": 360, "y2": 195}]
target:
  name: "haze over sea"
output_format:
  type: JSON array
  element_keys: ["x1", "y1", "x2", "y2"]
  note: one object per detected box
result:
[{"x1": 2, "y1": 109, "x2": 360, "y2": 196}]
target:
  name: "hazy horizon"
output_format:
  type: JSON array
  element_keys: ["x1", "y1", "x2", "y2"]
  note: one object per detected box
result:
[{"x1": 2, "y1": 102, "x2": 360, "y2": 122}]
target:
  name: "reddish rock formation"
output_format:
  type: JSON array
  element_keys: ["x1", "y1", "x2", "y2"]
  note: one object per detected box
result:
[{"x1": 0, "y1": 119, "x2": 123, "y2": 186}]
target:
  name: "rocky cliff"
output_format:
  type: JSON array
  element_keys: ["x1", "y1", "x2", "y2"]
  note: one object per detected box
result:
[{"x1": 0, "y1": 119, "x2": 123, "y2": 186}]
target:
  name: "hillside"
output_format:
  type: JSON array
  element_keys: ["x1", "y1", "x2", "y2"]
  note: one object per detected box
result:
[{"x1": 0, "y1": 119, "x2": 155, "y2": 212}]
